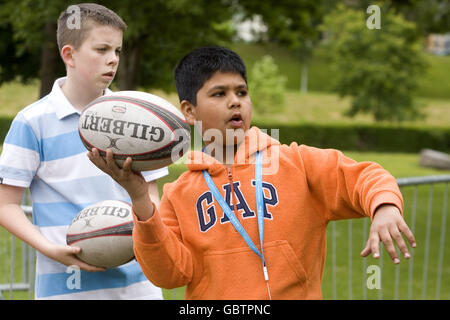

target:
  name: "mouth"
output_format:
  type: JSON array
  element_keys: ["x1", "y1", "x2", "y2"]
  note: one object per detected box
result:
[
  {"x1": 228, "y1": 113, "x2": 244, "y2": 128},
  {"x1": 102, "y1": 71, "x2": 115, "y2": 81}
]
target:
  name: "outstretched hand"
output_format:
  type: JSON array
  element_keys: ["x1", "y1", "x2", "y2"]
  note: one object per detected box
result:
[{"x1": 361, "y1": 204, "x2": 416, "y2": 264}]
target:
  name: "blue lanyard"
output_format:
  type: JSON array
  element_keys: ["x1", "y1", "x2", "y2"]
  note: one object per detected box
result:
[{"x1": 202, "y1": 151, "x2": 269, "y2": 281}]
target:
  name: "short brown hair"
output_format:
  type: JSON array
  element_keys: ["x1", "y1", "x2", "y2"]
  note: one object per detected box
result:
[{"x1": 57, "y1": 3, "x2": 127, "y2": 51}]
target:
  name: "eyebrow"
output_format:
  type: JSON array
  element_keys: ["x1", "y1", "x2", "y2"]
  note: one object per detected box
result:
[
  {"x1": 207, "y1": 84, "x2": 248, "y2": 94},
  {"x1": 95, "y1": 42, "x2": 122, "y2": 49}
]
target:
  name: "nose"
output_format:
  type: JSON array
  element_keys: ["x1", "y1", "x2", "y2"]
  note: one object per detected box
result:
[
  {"x1": 228, "y1": 92, "x2": 241, "y2": 109},
  {"x1": 107, "y1": 51, "x2": 119, "y2": 67}
]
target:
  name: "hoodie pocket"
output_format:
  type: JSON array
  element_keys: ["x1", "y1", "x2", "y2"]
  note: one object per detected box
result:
[{"x1": 189, "y1": 240, "x2": 308, "y2": 299}]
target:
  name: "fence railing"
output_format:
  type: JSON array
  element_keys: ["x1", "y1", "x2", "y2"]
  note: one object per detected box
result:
[
  {"x1": 0, "y1": 205, "x2": 35, "y2": 300},
  {"x1": 1, "y1": 175, "x2": 449, "y2": 300},
  {"x1": 323, "y1": 174, "x2": 450, "y2": 300}
]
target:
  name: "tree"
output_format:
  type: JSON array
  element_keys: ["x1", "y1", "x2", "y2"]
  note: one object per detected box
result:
[
  {"x1": 0, "y1": 0, "x2": 67, "y2": 97},
  {"x1": 239, "y1": 0, "x2": 336, "y2": 93},
  {"x1": 109, "y1": 0, "x2": 235, "y2": 91},
  {"x1": 319, "y1": 4, "x2": 427, "y2": 122},
  {"x1": 0, "y1": 0, "x2": 235, "y2": 96},
  {"x1": 249, "y1": 55, "x2": 287, "y2": 114}
]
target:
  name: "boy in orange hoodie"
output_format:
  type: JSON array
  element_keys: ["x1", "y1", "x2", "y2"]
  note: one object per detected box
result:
[{"x1": 88, "y1": 46, "x2": 416, "y2": 300}]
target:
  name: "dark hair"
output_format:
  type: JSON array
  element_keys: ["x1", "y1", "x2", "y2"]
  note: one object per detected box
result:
[{"x1": 174, "y1": 46, "x2": 247, "y2": 105}]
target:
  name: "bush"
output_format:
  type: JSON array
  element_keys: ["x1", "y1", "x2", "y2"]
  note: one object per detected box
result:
[
  {"x1": 1, "y1": 115, "x2": 449, "y2": 154},
  {"x1": 253, "y1": 121, "x2": 450, "y2": 153},
  {"x1": 249, "y1": 55, "x2": 287, "y2": 114}
]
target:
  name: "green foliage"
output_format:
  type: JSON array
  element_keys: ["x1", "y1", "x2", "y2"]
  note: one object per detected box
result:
[
  {"x1": 0, "y1": 0, "x2": 236, "y2": 90},
  {"x1": 99, "y1": 0, "x2": 236, "y2": 91},
  {"x1": 320, "y1": 4, "x2": 427, "y2": 122},
  {"x1": 249, "y1": 55, "x2": 287, "y2": 114}
]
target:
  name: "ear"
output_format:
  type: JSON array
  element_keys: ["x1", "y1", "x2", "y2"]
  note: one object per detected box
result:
[
  {"x1": 180, "y1": 100, "x2": 197, "y2": 125},
  {"x1": 60, "y1": 44, "x2": 76, "y2": 68}
]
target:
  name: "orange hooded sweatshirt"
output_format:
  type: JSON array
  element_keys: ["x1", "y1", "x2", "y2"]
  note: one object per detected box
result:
[{"x1": 132, "y1": 127, "x2": 403, "y2": 299}]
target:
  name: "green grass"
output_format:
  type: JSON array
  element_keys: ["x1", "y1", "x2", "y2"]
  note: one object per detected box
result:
[
  {"x1": 416, "y1": 54, "x2": 450, "y2": 99},
  {"x1": 0, "y1": 80, "x2": 39, "y2": 118}
]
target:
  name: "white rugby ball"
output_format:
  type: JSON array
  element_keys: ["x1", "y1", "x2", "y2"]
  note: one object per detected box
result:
[
  {"x1": 66, "y1": 200, "x2": 135, "y2": 268},
  {"x1": 79, "y1": 91, "x2": 191, "y2": 171}
]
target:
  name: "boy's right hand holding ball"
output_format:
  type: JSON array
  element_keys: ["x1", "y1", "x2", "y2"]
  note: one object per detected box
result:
[{"x1": 88, "y1": 148, "x2": 154, "y2": 221}]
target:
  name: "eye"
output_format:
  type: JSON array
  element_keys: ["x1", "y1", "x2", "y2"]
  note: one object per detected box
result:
[
  {"x1": 212, "y1": 91, "x2": 225, "y2": 97},
  {"x1": 237, "y1": 89, "x2": 248, "y2": 96},
  {"x1": 96, "y1": 47, "x2": 106, "y2": 52},
  {"x1": 116, "y1": 49, "x2": 122, "y2": 55}
]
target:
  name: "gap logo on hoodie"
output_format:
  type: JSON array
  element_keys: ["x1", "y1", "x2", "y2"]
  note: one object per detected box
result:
[{"x1": 196, "y1": 180, "x2": 278, "y2": 232}]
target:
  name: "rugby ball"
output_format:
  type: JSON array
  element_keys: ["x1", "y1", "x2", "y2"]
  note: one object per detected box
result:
[
  {"x1": 79, "y1": 91, "x2": 191, "y2": 171},
  {"x1": 66, "y1": 200, "x2": 135, "y2": 268}
]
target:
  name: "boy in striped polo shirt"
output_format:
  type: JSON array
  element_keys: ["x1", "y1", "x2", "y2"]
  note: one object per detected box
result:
[{"x1": 0, "y1": 3, "x2": 166, "y2": 299}]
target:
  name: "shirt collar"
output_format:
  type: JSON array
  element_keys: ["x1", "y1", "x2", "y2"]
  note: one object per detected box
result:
[{"x1": 49, "y1": 77, "x2": 113, "y2": 120}]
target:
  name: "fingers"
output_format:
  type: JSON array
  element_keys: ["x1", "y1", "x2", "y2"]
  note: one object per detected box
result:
[
  {"x1": 369, "y1": 231, "x2": 381, "y2": 259},
  {"x1": 54, "y1": 245, "x2": 106, "y2": 272},
  {"x1": 66, "y1": 246, "x2": 106, "y2": 272},
  {"x1": 362, "y1": 224, "x2": 416, "y2": 264},
  {"x1": 87, "y1": 148, "x2": 109, "y2": 172},
  {"x1": 104, "y1": 148, "x2": 122, "y2": 176},
  {"x1": 123, "y1": 156, "x2": 133, "y2": 172},
  {"x1": 75, "y1": 260, "x2": 107, "y2": 272},
  {"x1": 379, "y1": 227, "x2": 400, "y2": 264},
  {"x1": 399, "y1": 220, "x2": 417, "y2": 249},
  {"x1": 88, "y1": 148, "x2": 130, "y2": 178},
  {"x1": 360, "y1": 240, "x2": 372, "y2": 257}
]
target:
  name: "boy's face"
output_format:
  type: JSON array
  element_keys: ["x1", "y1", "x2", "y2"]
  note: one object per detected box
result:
[
  {"x1": 182, "y1": 71, "x2": 252, "y2": 148},
  {"x1": 69, "y1": 23, "x2": 123, "y2": 91}
]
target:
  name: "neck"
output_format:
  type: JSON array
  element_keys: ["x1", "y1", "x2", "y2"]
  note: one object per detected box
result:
[
  {"x1": 204, "y1": 142, "x2": 239, "y2": 167},
  {"x1": 61, "y1": 77, "x2": 105, "y2": 112}
]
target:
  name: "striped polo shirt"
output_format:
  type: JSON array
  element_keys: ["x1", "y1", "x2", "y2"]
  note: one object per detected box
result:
[{"x1": 0, "y1": 78, "x2": 168, "y2": 299}]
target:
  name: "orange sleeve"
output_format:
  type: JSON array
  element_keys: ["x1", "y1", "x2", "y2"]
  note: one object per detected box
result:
[
  {"x1": 132, "y1": 186, "x2": 193, "y2": 289},
  {"x1": 296, "y1": 144, "x2": 403, "y2": 221}
]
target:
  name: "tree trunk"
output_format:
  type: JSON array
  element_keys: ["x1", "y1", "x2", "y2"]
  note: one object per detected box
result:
[
  {"x1": 117, "y1": 40, "x2": 141, "y2": 90},
  {"x1": 39, "y1": 21, "x2": 59, "y2": 98},
  {"x1": 300, "y1": 61, "x2": 308, "y2": 93}
]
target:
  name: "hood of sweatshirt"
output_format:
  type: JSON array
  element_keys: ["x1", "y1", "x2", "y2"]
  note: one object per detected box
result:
[{"x1": 186, "y1": 126, "x2": 280, "y2": 175}]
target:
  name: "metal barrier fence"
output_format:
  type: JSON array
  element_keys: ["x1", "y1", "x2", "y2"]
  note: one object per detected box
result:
[
  {"x1": 1, "y1": 175, "x2": 449, "y2": 300},
  {"x1": 323, "y1": 174, "x2": 450, "y2": 300},
  {"x1": 0, "y1": 189, "x2": 35, "y2": 300}
]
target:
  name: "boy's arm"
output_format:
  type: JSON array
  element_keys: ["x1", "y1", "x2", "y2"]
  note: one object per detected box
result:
[
  {"x1": 88, "y1": 148, "x2": 193, "y2": 287},
  {"x1": 147, "y1": 180, "x2": 161, "y2": 207},
  {"x1": 298, "y1": 145, "x2": 415, "y2": 263},
  {"x1": 132, "y1": 195, "x2": 193, "y2": 289},
  {"x1": 0, "y1": 184, "x2": 104, "y2": 272}
]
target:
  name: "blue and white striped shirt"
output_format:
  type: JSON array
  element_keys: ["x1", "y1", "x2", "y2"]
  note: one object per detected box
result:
[{"x1": 0, "y1": 78, "x2": 168, "y2": 299}]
